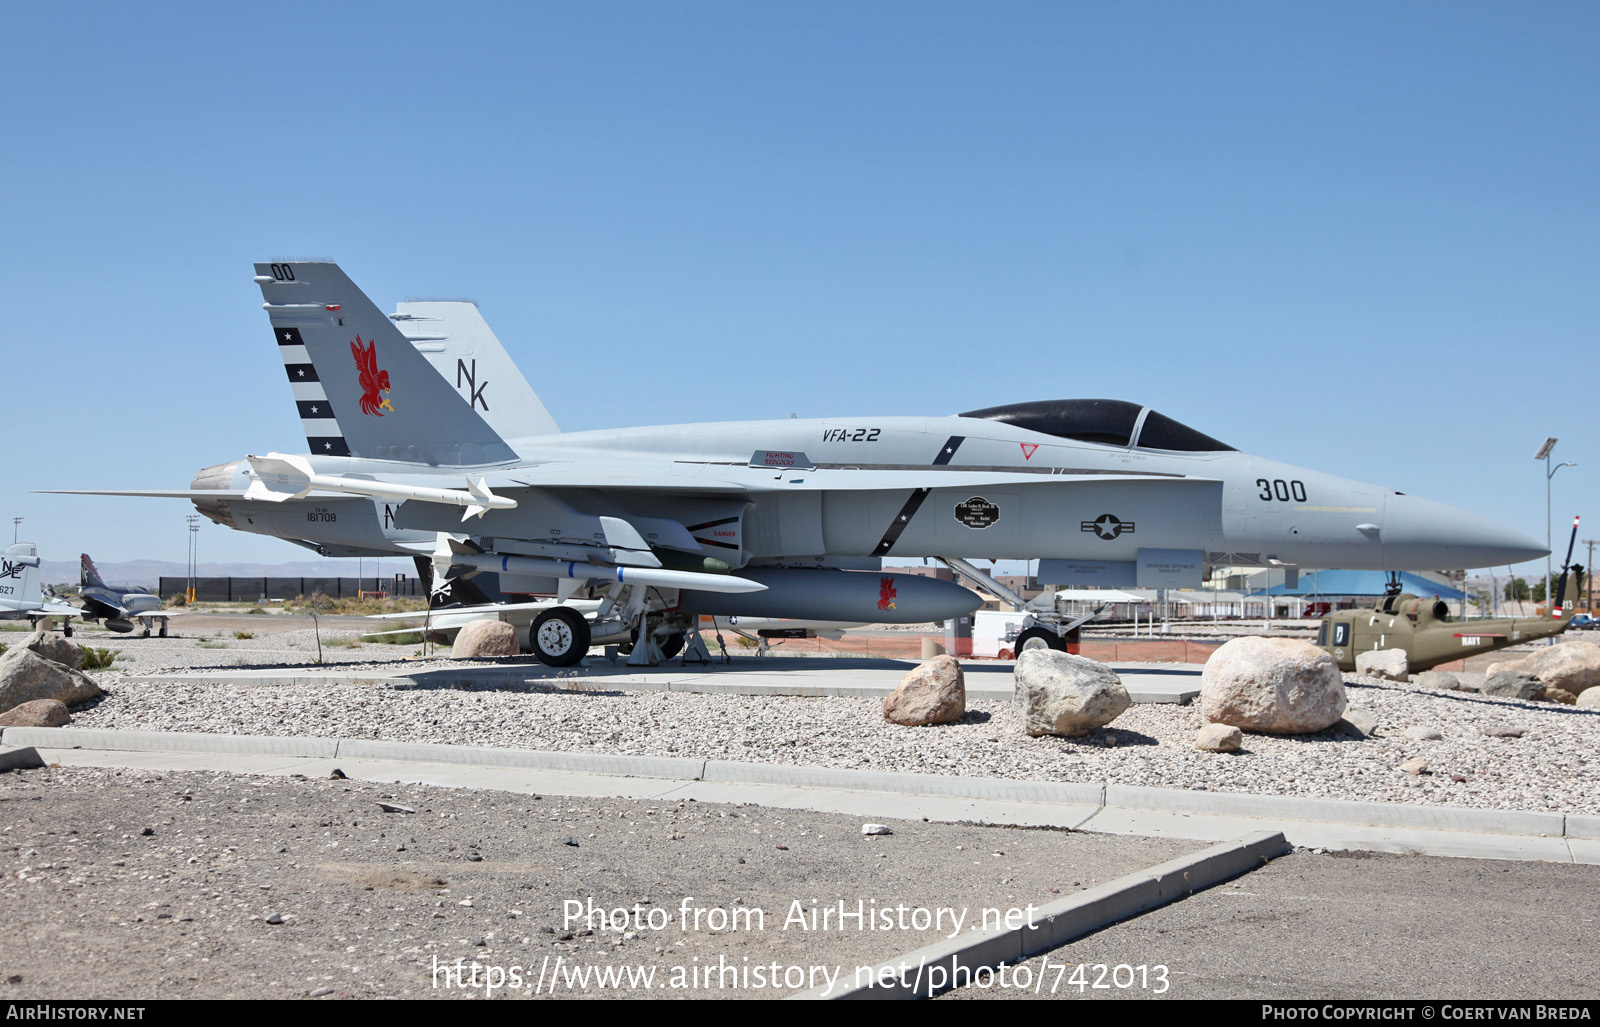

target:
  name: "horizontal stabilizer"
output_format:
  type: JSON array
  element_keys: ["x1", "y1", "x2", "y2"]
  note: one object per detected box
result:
[{"x1": 36, "y1": 488, "x2": 261, "y2": 500}]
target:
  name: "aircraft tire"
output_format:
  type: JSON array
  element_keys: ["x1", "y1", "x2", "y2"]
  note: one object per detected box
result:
[
  {"x1": 529, "y1": 608, "x2": 591, "y2": 667},
  {"x1": 1014, "y1": 627, "x2": 1068, "y2": 654}
]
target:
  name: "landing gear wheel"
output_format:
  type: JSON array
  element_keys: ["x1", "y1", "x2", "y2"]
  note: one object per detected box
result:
[
  {"x1": 528, "y1": 607, "x2": 591, "y2": 667},
  {"x1": 158, "y1": 621, "x2": 168, "y2": 638},
  {"x1": 1014, "y1": 627, "x2": 1067, "y2": 655},
  {"x1": 141, "y1": 625, "x2": 151, "y2": 638},
  {"x1": 63, "y1": 621, "x2": 73, "y2": 638}
]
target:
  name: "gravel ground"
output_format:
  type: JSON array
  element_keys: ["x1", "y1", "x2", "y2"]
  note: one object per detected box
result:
[
  {"x1": 35, "y1": 616, "x2": 1600, "y2": 817},
  {"x1": 0, "y1": 764, "x2": 1196, "y2": 1000}
]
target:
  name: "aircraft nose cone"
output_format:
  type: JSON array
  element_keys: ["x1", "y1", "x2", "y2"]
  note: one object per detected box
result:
[{"x1": 1381, "y1": 493, "x2": 1548, "y2": 569}]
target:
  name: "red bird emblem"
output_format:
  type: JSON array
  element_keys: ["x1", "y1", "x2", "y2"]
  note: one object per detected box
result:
[
  {"x1": 877, "y1": 576, "x2": 898, "y2": 612},
  {"x1": 351, "y1": 336, "x2": 393, "y2": 416}
]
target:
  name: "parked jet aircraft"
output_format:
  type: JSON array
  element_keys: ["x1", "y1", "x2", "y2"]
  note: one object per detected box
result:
[
  {"x1": 76, "y1": 554, "x2": 180, "y2": 636},
  {"x1": 49, "y1": 260, "x2": 1546, "y2": 665},
  {"x1": 0, "y1": 543, "x2": 80, "y2": 634}
]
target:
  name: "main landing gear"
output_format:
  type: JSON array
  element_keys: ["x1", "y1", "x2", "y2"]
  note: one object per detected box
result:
[{"x1": 528, "y1": 607, "x2": 591, "y2": 667}]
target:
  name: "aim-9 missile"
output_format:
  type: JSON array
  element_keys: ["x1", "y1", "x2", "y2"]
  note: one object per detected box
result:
[{"x1": 244, "y1": 453, "x2": 516, "y2": 520}]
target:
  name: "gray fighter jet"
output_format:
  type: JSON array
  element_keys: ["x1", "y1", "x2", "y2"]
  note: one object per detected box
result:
[
  {"x1": 51, "y1": 260, "x2": 1545, "y2": 665},
  {"x1": 0, "y1": 543, "x2": 80, "y2": 634},
  {"x1": 75, "y1": 554, "x2": 181, "y2": 636}
]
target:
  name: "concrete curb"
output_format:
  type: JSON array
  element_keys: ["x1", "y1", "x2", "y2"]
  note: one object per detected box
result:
[
  {"x1": 334, "y1": 738, "x2": 703, "y2": 780},
  {"x1": 701, "y1": 760, "x2": 1106, "y2": 805},
  {"x1": 790, "y1": 830, "x2": 1291, "y2": 999},
  {"x1": 1105, "y1": 783, "x2": 1565, "y2": 839},
  {"x1": 1565, "y1": 814, "x2": 1600, "y2": 841},
  {"x1": 0, "y1": 727, "x2": 339, "y2": 758},
  {"x1": 3, "y1": 726, "x2": 1591, "y2": 845},
  {"x1": 0, "y1": 746, "x2": 47, "y2": 772}
]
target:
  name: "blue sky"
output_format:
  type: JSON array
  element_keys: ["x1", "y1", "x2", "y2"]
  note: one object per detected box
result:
[{"x1": 4, "y1": 1, "x2": 1595, "y2": 573}]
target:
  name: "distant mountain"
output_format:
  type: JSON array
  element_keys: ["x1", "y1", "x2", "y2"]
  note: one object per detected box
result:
[{"x1": 40, "y1": 558, "x2": 419, "y2": 588}]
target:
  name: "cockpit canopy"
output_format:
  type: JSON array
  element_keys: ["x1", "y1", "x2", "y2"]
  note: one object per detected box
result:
[{"x1": 960, "y1": 399, "x2": 1234, "y2": 452}]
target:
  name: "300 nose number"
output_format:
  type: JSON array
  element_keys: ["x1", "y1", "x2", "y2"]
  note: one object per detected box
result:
[{"x1": 1257, "y1": 478, "x2": 1307, "y2": 502}]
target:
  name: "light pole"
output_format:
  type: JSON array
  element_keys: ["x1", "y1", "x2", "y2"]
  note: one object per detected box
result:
[
  {"x1": 1584, "y1": 539, "x2": 1598, "y2": 616},
  {"x1": 11, "y1": 517, "x2": 21, "y2": 544},
  {"x1": 186, "y1": 515, "x2": 200, "y2": 604},
  {"x1": 1535, "y1": 438, "x2": 1575, "y2": 614}
]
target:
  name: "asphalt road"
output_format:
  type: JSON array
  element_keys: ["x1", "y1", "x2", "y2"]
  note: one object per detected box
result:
[{"x1": 940, "y1": 848, "x2": 1600, "y2": 1000}]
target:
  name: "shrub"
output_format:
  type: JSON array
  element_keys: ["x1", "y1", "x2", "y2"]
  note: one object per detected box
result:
[{"x1": 77, "y1": 646, "x2": 119, "y2": 670}]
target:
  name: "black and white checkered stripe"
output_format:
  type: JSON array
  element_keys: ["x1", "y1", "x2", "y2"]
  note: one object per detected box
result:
[{"x1": 275, "y1": 325, "x2": 350, "y2": 457}]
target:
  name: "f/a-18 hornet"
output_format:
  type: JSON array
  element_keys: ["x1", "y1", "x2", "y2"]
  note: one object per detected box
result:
[{"x1": 51, "y1": 261, "x2": 1546, "y2": 665}]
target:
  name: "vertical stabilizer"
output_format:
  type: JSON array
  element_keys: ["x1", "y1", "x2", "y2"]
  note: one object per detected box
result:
[
  {"x1": 80, "y1": 553, "x2": 107, "y2": 590},
  {"x1": 394, "y1": 301, "x2": 560, "y2": 439},
  {"x1": 255, "y1": 262, "x2": 518, "y2": 467},
  {"x1": 1, "y1": 544, "x2": 45, "y2": 612}
]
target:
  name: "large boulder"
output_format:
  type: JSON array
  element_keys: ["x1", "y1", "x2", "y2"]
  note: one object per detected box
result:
[
  {"x1": 1577, "y1": 688, "x2": 1600, "y2": 710},
  {"x1": 1514, "y1": 641, "x2": 1600, "y2": 699},
  {"x1": 450, "y1": 619, "x2": 520, "y2": 659},
  {"x1": 0, "y1": 699, "x2": 71, "y2": 727},
  {"x1": 1355, "y1": 648, "x2": 1409, "y2": 682},
  {"x1": 1201, "y1": 636, "x2": 1346, "y2": 734},
  {"x1": 0, "y1": 648, "x2": 102, "y2": 714},
  {"x1": 884, "y1": 655, "x2": 965, "y2": 726},
  {"x1": 20, "y1": 631, "x2": 84, "y2": 671},
  {"x1": 1013, "y1": 649, "x2": 1130, "y2": 737},
  {"x1": 1480, "y1": 670, "x2": 1542, "y2": 701},
  {"x1": 1414, "y1": 670, "x2": 1462, "y2": 691}
]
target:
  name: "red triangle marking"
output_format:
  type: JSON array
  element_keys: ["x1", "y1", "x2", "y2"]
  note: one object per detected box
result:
[{"x1": 1020, "y1": 443, "x2": 1038, "y2": 460}]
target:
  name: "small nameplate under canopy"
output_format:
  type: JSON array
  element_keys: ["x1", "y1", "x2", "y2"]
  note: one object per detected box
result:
[{"x1": 749, "y1": 450, "x2": 814, "y2": 470}]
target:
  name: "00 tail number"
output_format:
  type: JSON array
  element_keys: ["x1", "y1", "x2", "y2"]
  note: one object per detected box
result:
[{"x1": 1257, "y1": 479, "x2": 1307, "y2": 502}]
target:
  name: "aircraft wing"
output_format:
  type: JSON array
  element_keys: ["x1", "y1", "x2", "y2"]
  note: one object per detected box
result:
[
  {"x1": 35, "y1": 488, "x2": 354, "y2": 500},
  {"x1": 38, "y1": 463, "x2": 1215, "y2": 514},
  {"x1": 496, "y1": 462, "x2": 1204, "y2": 493},
  {"x1": 131, "y1": 610, "x2": 184, "y2": 619},
  {"x1": 0, "y1": 600, "x2": 79, "y2": 618}
]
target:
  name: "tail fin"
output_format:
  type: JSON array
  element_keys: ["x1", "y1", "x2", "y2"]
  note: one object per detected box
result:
[
  {"x1": 410, "y1": 554, "x2": 507, "y2": 609},
  {"x1": 1553, "y1": 514, "x2": 1580, "y2": 619},
  {"x1": 255, "y1": 262, "x2": 517, "y2": 467},
  {"x1": 393, "y1": 301, "x2": 560, "y2": 439},
  {"x1": 80, "y1": 553, "x2": 107, "y2": 590},
  {"x1": 0, "y1": 544, "x2": 45, "y2": 613}
]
